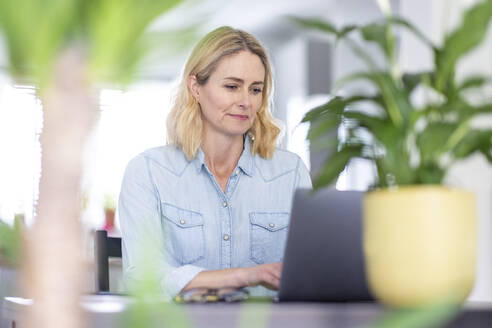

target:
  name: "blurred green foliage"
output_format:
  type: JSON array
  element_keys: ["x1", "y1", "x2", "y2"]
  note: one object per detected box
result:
[
  {"x1": 238, "y1": 301, "x2": 271, "y2": 328},
  {"x1": 122, "y1": 239, "x2": 192, "y2": 328},
  {"x1": 293, "y1": 0, "x2": 492, "y2": 190},
  {"x1": 372, "y1": 300, "x2": 460, "y2": 328},
  {"x1": 0, "y1": 0, "x2": 187, "y2": 87},
  {"x1": 0, "y1": 218, "x2": 21, "y2": 267}
]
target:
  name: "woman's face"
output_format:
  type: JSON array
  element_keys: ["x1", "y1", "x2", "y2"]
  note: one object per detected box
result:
[{"x1": 190, "y1": 50, "x2": 265, "y2": 140}]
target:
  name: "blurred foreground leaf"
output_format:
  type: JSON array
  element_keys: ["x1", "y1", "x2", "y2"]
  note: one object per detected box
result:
[
  {"x1": 371, "y1": 301, "x2": 460, "y2": 328},
  {"x1": 0, "y1": 219, "x2": 21, "y2": 266},
  {"x1": 122, "y1": 239, "x2": 192, "y2": 328}
]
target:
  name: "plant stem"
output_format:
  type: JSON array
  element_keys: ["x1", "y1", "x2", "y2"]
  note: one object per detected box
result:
[{"x1": 22, "y1": 46, "x2": 98, "y2": 328}]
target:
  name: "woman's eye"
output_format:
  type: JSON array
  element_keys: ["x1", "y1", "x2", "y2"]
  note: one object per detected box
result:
[
  {"x1": 252, "y1": 88, "x2": 263, "y2": 94},
  {"x1": 225, "y1": 85, "x2": 238, "y2": 90}
]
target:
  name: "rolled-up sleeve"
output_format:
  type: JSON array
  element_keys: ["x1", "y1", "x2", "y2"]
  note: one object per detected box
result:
[{"x1": 118, "y1": 155, "x2": 205, "y2": 298}]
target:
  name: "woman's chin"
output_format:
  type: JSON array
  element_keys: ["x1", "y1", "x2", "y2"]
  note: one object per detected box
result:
[
  {"x1": 227, "y1": 130, "x2": 249, "y2": 138},
  {"x1": 224, "y1": 125, "x2": 252, "y2": 137}
]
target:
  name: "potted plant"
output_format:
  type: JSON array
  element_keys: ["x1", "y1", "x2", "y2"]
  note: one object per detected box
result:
[{"x1": 294, "y1": 0, "x2": 492, "y2": 307}]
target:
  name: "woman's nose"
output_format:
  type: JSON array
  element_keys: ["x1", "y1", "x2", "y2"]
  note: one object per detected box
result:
[{"x1": 237, "y1": 89, "x2": 251, "y2": 109}]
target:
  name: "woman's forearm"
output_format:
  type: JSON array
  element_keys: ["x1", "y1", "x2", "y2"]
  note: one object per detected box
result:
[{"x1": 181, "y1": 268, "x2": 247, "y2": 292}]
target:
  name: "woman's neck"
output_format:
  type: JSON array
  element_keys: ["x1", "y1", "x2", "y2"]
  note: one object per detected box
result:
[{"x1": 201, "y1": 132, "x2": 244, "y2": 179}]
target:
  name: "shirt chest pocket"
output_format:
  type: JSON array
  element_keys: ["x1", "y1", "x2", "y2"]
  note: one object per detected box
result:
[
  {"x1": 161, "y1": 203, "x2": 205, "y2": 265},
  {"x1": 249, "y1": 212, "x2": 290, "y2": 264}
]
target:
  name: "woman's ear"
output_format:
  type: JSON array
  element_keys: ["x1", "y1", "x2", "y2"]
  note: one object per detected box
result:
[{"x1": 188, "y1": 75, "x2": 200, "y2": 101}]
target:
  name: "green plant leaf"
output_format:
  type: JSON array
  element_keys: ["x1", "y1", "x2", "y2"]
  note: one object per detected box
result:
[
  {"x1": 303, "y1": 94, "x2": 384, "y2": 124},
  {"x1": 376, "y1": 141, "x2": 415, "y2": 186},
  {"x1": 435, "y1": 0, "x2": 492, "y2": 92},
  {"x1": 290, "y1": 16, "x2": 383, "y2": 69},
  {"x1": 458, "y1": 75, "x2": 490, "y2": 92},
  {"x1": 437, "y1": 97, "x2": 473, "y2": 120},
  {"x1": 343, "y1": 111, "x2": 396, "y2": 148},
  {"x1": 344, "y1": 111, "x2": 387, "y2": 130},
  {"x1": 302, "y1": 96, "x2": 346, "y2": 123},
  {"x1": 338, "y1": 25, "x2": 358, "y2": 39},
  {"x1": 308, "y1": 136, "x2": 339, "y2": 153},
  {"x1": 360, "y1": 22, "x2": 394, "y2": 61},
  {"x1": 313, "y1": 144, "x2": 364, "y2": 190},
  {"x1": 288, "y1": 16, "x2": 338, "y2": 34},
  {"x1": 307, "y1": 117, "x2": 341, "y2": 141},
  {"x1": 337, "y1": 71, "x2": 412, "y2": 126},
  {"x1": 416, "y1": 163, "x2": 445, "y2": 184},
  {"x1": 417, "y1": 122, "x2": 457, "y2": 164},
  {"x1": 452, "y1": 129, "x2": 492, "y2": 162},
  {"x1": 402, "y1": 72, "x2": 434, "y2": 94},
  {"x1": 387, "y1": 16, "x2": 436, "y2": 50},
  {"x1": 475, "y1": 103, "x2": 492, "y2": 114},
  {"x1": 288, "y1": 16, "x2": 357, "y2": 41}
]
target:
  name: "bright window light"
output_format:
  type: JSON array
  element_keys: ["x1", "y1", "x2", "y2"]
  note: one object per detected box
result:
[
  {"x1": 0, "y1": 79, "x2": 42, "y2": 226},
  {"x1": 83, "y1": 80, "x2": 175, "y2": 231},
  {"x1": 0, "y1": 75, "x2": 175, "y2": 231}
]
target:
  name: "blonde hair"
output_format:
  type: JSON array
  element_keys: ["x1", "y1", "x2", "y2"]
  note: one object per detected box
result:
[{"x1": 167, "y1": 26, "x2": 281, "y2": 160}]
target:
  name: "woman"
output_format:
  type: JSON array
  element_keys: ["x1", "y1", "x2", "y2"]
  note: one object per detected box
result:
[{"x1": 119, "y1": 26, "x2": 311, "y2": 298}]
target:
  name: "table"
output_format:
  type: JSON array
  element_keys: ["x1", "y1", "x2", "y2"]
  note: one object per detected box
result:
[{"x1": 3, "y1": 295, "x2": 492, "y2": 328}]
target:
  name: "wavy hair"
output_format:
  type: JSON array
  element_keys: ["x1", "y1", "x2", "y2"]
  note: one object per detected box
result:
[{"x1": 166, "y1": 26, "x2": 281, "y2": 160}]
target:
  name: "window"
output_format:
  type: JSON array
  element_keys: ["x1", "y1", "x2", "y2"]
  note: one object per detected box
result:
[
  {"x1": 0, "y1": 76, "x2": 175, "y2": 229},
  {"x1": 0, "y1": 79, "x2": 42, "y2": 226}
]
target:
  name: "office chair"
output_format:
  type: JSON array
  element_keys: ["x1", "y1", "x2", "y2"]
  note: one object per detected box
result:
[{"x1": 94, "y1": 230, "x2": 122, "y2": 293}]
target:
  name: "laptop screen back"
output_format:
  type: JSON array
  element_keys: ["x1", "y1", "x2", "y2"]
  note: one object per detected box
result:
[{"x1": 278, "y1": 188, "x2": 373, "y2": 302}]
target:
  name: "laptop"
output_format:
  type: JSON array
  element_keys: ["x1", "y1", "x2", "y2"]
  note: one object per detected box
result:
[
  {"x1": 176, "y1": 188, "x2": 373, "y2": 303},
  {"x1": 277, "y1": 188, "x2": 374, "y2": 302}
]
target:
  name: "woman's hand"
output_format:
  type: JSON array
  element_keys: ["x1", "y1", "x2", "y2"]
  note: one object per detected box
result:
[
  {"x1": 181, "y1": 262, "x2": 283, "y2": 293},
  {"x1": 239, "y1": 262, "x2": 283, "y2": 290}
]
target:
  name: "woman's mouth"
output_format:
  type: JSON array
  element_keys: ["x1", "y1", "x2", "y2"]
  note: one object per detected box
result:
[{"x1": 228, "y1": 114, "x2": 249, "y2": 121}]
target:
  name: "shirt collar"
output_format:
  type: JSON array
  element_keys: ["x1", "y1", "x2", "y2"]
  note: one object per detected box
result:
[
  {"x1": 193, "y1": 146, "x2": 207, "y2": 173},
  {"x1": 237, "y1": 136, "x2": 253, "y2": 176},
  {"x1": 192, "y1": 136, "x2": 254, "y2": 177}
]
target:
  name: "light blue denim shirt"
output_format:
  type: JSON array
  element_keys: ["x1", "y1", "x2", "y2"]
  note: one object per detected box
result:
[{"x1": 119, "y1": 137, "x2": 312, "y2": 298}]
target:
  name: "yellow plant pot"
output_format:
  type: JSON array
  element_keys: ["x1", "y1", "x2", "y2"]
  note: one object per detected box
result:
[{"x1": 363, "y1": 185, "x2": 476, "y2": 307}]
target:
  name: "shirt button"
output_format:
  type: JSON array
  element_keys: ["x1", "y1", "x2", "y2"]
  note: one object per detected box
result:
[
  {"x1": 222, "y1": 201, "x2": 228, "y2": 207},
  {"x1": 223, "y1": 234, "x2": 230, "y2": 241},
  {"x1": 179, "y1": 219, "x2": 185, "y2": 225},
  {"x1": 269, "y1": 223, "x2": 275, "y2": 228},
  {"x1": 235, "y1": 169, "x2": 240, "y2": 175}
]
